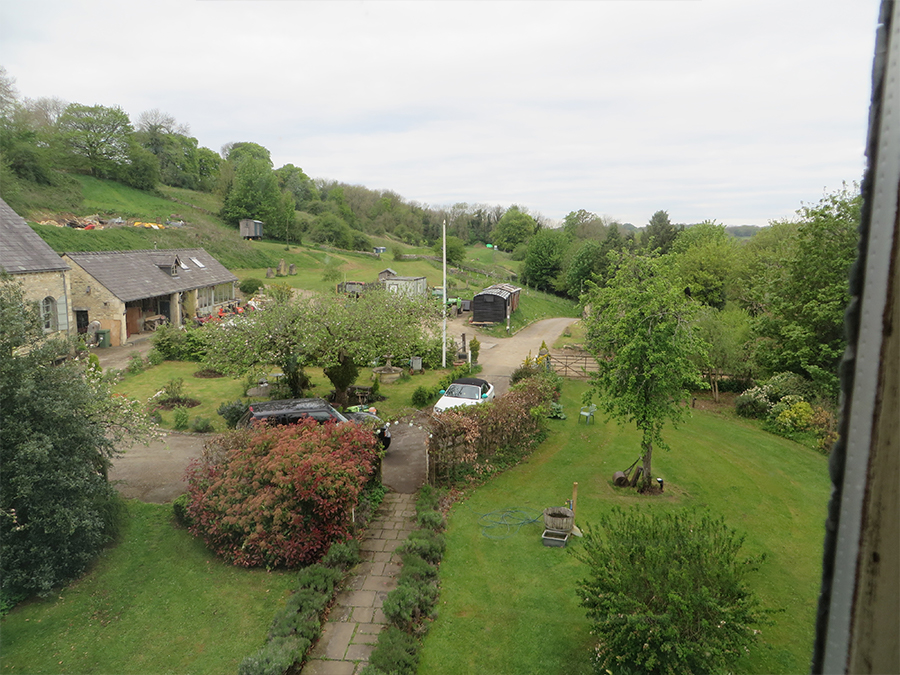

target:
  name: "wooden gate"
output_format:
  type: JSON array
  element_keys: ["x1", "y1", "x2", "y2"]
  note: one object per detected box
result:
[{"x1": 549, "y1": 352, "x2": 598, "y2": 378}]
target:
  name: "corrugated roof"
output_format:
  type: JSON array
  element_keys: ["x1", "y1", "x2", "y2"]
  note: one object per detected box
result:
[
  {"x1": 64, "y1": 249, "x2": 237, "y2": 302},
  {"x1": 0, "y1": 198, "x2": 70, "y2": 274}
]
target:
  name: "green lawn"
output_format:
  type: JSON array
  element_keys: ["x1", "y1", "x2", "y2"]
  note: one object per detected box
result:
[
  {"x1": 0, "y1": 502, "x2": 296, "y2": 675},
  {"x1": 113, "y1": 360, "x2": 458, "y2": 431},
  {"x1": 418, "y1": 380, "x2": 829, "y2": 675}
]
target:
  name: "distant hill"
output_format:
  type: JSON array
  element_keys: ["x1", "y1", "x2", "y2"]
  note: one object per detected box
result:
[{"x1": 725, "y1": 225, "x2": 762, "y2": 239}]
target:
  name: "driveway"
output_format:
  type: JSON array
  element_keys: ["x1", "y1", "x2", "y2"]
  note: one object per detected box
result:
[{"x1": 105, "y1": 316, "x2": 578, "y2": 502}]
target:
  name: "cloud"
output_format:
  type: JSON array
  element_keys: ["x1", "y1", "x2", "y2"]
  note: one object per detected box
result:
[{"x1": 0, "y1": 0, "x2": 880, "y2": 226}]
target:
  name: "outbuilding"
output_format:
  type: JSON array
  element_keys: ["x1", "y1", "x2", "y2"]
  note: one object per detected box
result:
[
  {"x1": 384, "y1": 275, "x2": 427, "y2": 296},
  {"x1": 63, "y1": 248, "x2": 237, "y2": 346},
  {"x1": 471, "y1": 283, "x2": 522, "y2": 324}
]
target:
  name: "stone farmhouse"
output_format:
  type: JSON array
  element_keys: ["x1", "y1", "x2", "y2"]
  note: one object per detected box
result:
[{"x1": 0, "y1": 197, "x2": 74, "y2": 336}]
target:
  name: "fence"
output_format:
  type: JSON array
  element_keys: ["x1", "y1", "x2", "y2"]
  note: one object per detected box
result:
[{"x1": 550, "y1": 352, "x2": 598, "y2": 378}]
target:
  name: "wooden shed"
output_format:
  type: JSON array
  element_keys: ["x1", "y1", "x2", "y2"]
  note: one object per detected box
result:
[
  {"x1": 384, "y1": 275, "x2": 427, "y2": 296},
  {"x1": 239, "y1": 219, "x2": 264, "y2": 240},
  {"x1": 472, "y1": 283, "x2": 522, "y2": 324}
]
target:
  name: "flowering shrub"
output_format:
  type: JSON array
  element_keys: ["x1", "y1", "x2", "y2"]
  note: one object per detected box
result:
[
  {"x1": 185, "y1": 420, "x2": 379, "y2": 568},
  {"x1": 768, "y1": 396, "x2": 814, "y2": 434},
  {"x1": 734, "y1": 386, "x2": 773, "y2": 419}
]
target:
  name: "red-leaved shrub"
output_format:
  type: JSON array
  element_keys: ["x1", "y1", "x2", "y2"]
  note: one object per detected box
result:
[{"x1": 185, "y1": 419, "x2": 379, "y2": 568}]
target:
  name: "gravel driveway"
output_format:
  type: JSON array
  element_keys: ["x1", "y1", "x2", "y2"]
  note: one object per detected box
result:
[{"x1": 104, "y1": 315, "x2": 578, "y2": 503}]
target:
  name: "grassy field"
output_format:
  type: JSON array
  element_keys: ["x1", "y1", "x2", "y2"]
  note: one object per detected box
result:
[
  {"x1": 0, "y1": 501, "x2": 296, "y2": 675},
  {"x1": 22, "y1": 177, "x2": 523, "y2": 293},
  {"x1": 417, "y1": 379, "x2": 830, "y2": 675}
]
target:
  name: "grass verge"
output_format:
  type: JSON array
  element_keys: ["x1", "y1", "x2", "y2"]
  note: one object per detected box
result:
[{"x1": 0, "y1": 501, "x2": 295, "y2": 674}]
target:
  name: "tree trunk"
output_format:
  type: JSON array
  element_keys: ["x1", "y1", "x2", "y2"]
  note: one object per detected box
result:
[
  {"x1": 324, "y1": 350, "x2": 358, "y2": 409},
  {"x1": 641, "y1": 440, "x2": 653, "y2": 490},
  {"x1": 712, "y1": 368, "x2": 720, "y2": 403}
]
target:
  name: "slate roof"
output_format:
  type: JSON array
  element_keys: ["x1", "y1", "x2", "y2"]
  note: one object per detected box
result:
[
  {"x1": 64, "y1": 249, "x2": 237, "y2": 302},
  {"x1": 0, "y1": 198, "x2": 70, "y2": 274}
]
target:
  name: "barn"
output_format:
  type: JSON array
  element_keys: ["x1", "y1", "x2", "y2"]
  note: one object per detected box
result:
[{"x1": 471, "y1": 283, "x2": 521, "y2": 324}]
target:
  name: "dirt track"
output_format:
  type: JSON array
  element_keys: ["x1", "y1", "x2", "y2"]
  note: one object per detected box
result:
[{"x1": 104, "y1": 315, "x2": 578, "y2": 503}]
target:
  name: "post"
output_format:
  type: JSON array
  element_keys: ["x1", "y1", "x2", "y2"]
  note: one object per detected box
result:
[
  {"x1": 572, "y1": 482, "x2": 578, "y2": 517},
  {"x1": 442, "y1": 219, "x2": 447, "y2": 368}
]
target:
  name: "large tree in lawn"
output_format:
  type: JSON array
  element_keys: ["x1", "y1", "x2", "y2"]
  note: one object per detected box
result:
[{"x1": 582, "y1": 254, "x2": 706, "y2": 489}]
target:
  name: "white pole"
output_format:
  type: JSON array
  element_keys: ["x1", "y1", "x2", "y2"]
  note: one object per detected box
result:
[{"x1": 442, "y1": 219, "x2": 447, "y2": 368}]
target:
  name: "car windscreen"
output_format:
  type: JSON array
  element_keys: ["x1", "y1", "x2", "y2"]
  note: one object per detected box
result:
[{"x1": 445, "y1": 384, "x2": 480, "y2": 400}]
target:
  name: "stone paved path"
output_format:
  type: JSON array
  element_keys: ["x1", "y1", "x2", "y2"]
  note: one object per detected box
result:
[{"x1": 301, "y1": 492, "x2": 417, "y2": 675}]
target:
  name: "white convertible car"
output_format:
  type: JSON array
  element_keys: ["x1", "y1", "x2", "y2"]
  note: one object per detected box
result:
[{"x1": 433, "y1": 377, "x2": 495, "y2": 413}]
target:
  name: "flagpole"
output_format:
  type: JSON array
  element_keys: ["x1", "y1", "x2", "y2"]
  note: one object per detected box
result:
[{"x1": 442, "y1": 219, "x2": 447, "y2": 368}]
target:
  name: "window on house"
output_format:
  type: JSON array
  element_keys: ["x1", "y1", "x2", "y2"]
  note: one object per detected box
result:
[
  {"x1": 190, "y1": 257, "x2": 206, "y2": 268},
  {"x1": 41, "y1": 296, "x2": 57, "y2": 331}
]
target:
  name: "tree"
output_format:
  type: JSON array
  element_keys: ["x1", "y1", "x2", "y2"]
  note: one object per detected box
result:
[
  {"x1": 582, "y1": 255, "x2": 706, "y2": 489},
  {"x1": 574, "y1": 507, "x2": 770, "y2": 675},
  {"x1": 564, "y1": 239, "x2": 603, "y2": 298},
  {"x1": 670, "y1": 223, "x2": 738, "y2": 310},
  {"x1": 521, "y1": 228, "x2": 567, "y2": 292},
  {"x1": 695, "y1": 306, "x2": 753, "y2": 402},
  {"x1": 753, "y1": 185, "x2": 860, "y2": 392},
  {"x1": 57, "y1": 103, "x2": 133, "y2": 177},
  {"x1": 0, "y1": 275, "x2": 151, "y2": 602},
  {"x1": 492, "y1": 206, "x2": 536, "y2": 252},
  {"x1": 433, "y1": 235, "x2": 466, "y2": 267},
  {"x1": 642, "y1": 209, "x2": 682, "y2": 254},
  {"x1": 220, "y1": 156, "x2": 281, "y2": 226}
]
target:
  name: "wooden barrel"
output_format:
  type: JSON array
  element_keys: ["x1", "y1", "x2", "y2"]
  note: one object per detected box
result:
[
  {"x1": 543, "y1": 507, "x2": 574, "y2": 532},
  {"x1": 613, "y1": 471, "x2": 629, "y2": 487}
]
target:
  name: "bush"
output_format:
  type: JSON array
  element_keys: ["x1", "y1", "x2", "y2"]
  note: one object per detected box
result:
[
  {"x1": 547, "y1": 402, "x2": 567, "y2": 419},
  {"x1": 469, "y1": 336, "x2": 480, "y2": 364},
  {"x1": 764, "y1": 371, "x2": 815, "y2": 402},
  {"x1": 240, "y1": 277, "x2": 265, "y2": 295},
  {"x1": 411, "y1": 385, "x2": 437, "y2": 408},
  {"x1": 127, "y1": 352, "x2": 145, "y2": 374},
  {"x1": 398, "y1": 529, "x2": 445, "y2": 565},
  {"x1": 147, "y1": 349, "x2": 165, "y2": 367},
  {"x1": 415, "y1": 484, "x2": 444, "y2": 515},
  {"x1": 150, "y1": 323, "x2": 206, "y2": 362},
  {"x1": 239, "y1": 636, "x2": 307, "y2": 675},
  {"x1": 382, "y1": 580, "x2": 439, "y2": 632},
  {"x1": 296, "y1": 564, "x2": 343, "y2": 595},
  {"x1": 189, "y1": 417, "x2": 215, "y2": 433},
  {"x1": 399, "y1": 553, "x2": 439, "y2": 583},
  {"x1": 161, "y1": 378, "x2": 185, "y2": 403},
  {"x1": 416, "y1": 510, "x2": 445, "y2": 532},
  {"x1": 185, "y1": 421, "x2": 379, "y2": 568},
  {"x1": 573, "y1": 508, "x2": 771, "y2": 675},
  {"x1": 321, "y1": 540, "x2": 360, "y2": 569},
  {"x1": 363, "y1": 626, "x2": 419, "y2": 675},
  {"x1": 218, "y1": 399, "x2": 249, "y2": 429},
  {"x1": 734, "y1": 386, "x2": 772, "y2": 419},
  {"x1": 172, "y1": 406, "x2": 190, "y2": 430}
]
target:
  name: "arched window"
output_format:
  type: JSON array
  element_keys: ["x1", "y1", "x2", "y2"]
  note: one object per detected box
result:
[{"x1": 41, "y1": 296, "x2": 57, "y2": 332}]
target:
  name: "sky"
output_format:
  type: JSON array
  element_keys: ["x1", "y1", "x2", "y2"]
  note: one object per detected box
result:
[{"x1": 0, "y1": 0, "x2": 883, "y2": 227}]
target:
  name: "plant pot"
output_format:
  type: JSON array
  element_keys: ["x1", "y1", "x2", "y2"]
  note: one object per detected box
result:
[
  {"x1": 542, "y1": 529, "x2": 569, "y2": 547},
  {"x1": 543, "y1": 507, "x2": 574, "y2": 532}
]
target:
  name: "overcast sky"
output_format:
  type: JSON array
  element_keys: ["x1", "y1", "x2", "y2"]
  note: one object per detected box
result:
[{"x1": 0, "y1": 0, "x2": 882, "y2": 227}]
